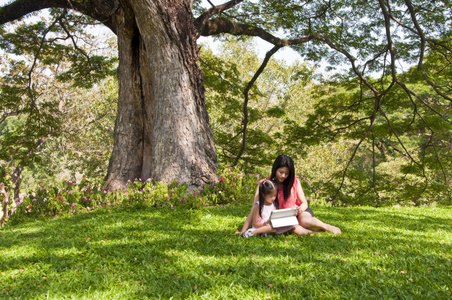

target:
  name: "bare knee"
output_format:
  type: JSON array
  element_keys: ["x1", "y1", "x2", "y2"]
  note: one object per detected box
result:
[{"x1": 298, "y1": 214, "x2": 314, "y2": 228}]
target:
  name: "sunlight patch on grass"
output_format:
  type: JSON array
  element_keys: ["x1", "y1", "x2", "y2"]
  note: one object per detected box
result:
[{"x1": 0, "y1": 205, "x2": 451, "y2": 299}]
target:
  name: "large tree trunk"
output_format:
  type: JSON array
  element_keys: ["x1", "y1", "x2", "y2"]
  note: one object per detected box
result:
[{"x1": 105, "y1": 0, "x2": 217, "y2": 190}]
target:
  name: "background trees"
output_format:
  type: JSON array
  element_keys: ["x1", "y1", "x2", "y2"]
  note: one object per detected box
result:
[
  {"x1": 201, "y1": 38, "x2": 315, "y2": 168},
  {"x1": 1, "y1": 0, "x2": 451, "y2": 206},
  {"x1": 0, "y1": 10, "x2": 117, "y2": 203}
]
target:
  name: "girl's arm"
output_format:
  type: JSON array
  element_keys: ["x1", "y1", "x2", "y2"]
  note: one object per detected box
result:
[
  {"x1": 252, "y1": 203, "x2": 270, "y2": 228},
  {"x1": 250, "y1": 185, "x2": 269, "y2": 228},
  {"x1": 296, "y1": 179, "x2": 308, "y2": 214},
  {"x1": 240, "y1": 185, "x2": 260, "y2": 234},
  {"x1": 240, "y1": 204, "x2": 256, "y2": 233}
]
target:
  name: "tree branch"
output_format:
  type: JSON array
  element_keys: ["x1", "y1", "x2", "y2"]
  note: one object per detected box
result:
[
  {"x1": 395, "y1": 78, "x2": 452, "y2": 125},
  {"x1": 0, "y1": 0, "x2": 115, "y2": 31},
  {"x1": 380, "y1": 108, "x2": 424, "y2": 172},
  {"x1": 0, "y1": 0, "x2": 66, "y2": 24},
  {"x1": 232, "y1": 45, "x2": 281, "y2": 166},
  {"x1": 404, "y1": 0, "x2": 452, "y2": 102},
  {"x1": 431, "y1": 138, "x2": 452, "y2": 204},
  {"x1": 199, "y1": 17, "x2": 315, "y2": 47},
  {"x1": 0, "y1": 110, "x2": 23, "y2": 125},
  {"x1": 58, "y1": 16, "x2": 91, "y2": 61},
  {"x1": 194, "y1": 0, "x2": 244, "y2": 35},
  {"x1": 332, "y1": 95, "x2": 381, "y2": 201},
  {"x1": 27, "y1": 11, "x2": 67, "y2": 114}
]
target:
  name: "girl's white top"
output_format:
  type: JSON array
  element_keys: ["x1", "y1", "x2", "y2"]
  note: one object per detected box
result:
[{"x1": 255, "y1": 201, "x2": 276, "y2": 224}]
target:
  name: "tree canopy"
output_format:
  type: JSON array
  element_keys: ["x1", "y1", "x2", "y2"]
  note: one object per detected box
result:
[{"x1": 0, "y1": 0, "x2": 451, "y2": 203}]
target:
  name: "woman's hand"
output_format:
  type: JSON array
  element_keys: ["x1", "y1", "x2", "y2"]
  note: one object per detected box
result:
[
  {"x1": 296, "y1": 206, "x2": 304, "y2": 215},
  {"x1": 296, "y1": 203, "x2": 308, "y2": 215}
]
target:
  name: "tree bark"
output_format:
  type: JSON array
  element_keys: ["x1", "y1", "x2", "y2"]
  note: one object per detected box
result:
[
  {"x1": 0, "y1": 0, "x2": 218, "y2": 191},
  {"x1": 104, "y1": 0, "x2": 217, "y2": 190}
]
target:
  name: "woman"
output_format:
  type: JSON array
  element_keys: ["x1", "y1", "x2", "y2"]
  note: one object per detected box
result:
[{"x1": 240, "y1": 155, "x2": 341, "y2": 235}]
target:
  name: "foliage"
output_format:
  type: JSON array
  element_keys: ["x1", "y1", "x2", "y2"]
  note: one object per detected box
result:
[
  {"x1": 0, "y1": 1, "x2": 451, "y2": 206},
  {"x1": 201, "y1": 166, "x2": 264, "y2": 205},
  {"x1": 0, "y1": 9, "x2": 117, "y2": 192},
  {"x1": 287, "y1": 68, "x2": 452, "y2": 206},
  {"x1": 6, "y1": 167, "x2": 265, "y2": 225},
  {"x1": 201, "y1": 38, "x2": 316, "y2": 170},
  {"x1": 201, "y1": 37, "x2": 452, "y2": 207},
  {"x1": 1, "y1": 205, "x2": 451, "y2": 299},
  {"x1": 198, "y1": 0, "x2": 452, "y2": 206}
]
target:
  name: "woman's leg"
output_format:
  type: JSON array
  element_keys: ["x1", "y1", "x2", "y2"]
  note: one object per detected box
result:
[
  {"x1": 292, "y1": 224, "x2": 314, "y2": 236},
  {"x1": 297, "y1": 212, "x2": 342, "y2": 234}
]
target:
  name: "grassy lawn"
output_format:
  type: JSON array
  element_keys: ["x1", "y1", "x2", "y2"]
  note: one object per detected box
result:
[{"x1": 0, "y1": 205, "x2": 451, "y2": 299}]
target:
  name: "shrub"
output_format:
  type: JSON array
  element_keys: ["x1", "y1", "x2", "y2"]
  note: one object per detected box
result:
[{"x1": 7, "y1": 167, "x2": 264, "y2": 225}]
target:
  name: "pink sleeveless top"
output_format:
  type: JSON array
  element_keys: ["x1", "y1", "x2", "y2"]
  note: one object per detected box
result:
[{"x1": 260, "y1": 176, "x2": 302, "y2": 209}]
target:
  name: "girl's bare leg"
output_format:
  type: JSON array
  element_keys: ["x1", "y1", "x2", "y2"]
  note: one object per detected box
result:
[
  {"x1": 298, "y1": 212, "x2": 342, "y2": 234},
  {"x1": 249, "y1": 224, "x2": 276, "y2": 235}
]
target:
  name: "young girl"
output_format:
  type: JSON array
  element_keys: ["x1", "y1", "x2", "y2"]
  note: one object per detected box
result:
[{"x1": 242, "y1": 179, "x2": 295, "y2": 237}]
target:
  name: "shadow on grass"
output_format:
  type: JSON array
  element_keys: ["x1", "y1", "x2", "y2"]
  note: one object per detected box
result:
[{"x1": 1, "y1": 205, "x2": 451, "y2": 299}]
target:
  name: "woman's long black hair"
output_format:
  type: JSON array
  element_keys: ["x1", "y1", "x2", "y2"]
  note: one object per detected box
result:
[
  {"x1": 270, "y1": 155, "x2": 295, "y2": 202},
  {"x1": 258, "y1": 179, "x2": 278, "y2": 218}
]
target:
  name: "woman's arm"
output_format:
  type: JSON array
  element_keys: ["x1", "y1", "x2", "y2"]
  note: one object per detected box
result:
[{"x1": 296, "y1": 180, "x2": 308, "y2": 214}]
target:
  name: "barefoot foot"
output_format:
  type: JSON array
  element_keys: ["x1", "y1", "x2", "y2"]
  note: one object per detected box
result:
[{"x1": 326, "y1": 225, "x2": 342, "y2": 234}]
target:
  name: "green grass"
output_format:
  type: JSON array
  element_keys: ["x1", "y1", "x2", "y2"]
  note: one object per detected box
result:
[{"x1": 1, "y1": 205, "x2": 451, "y2": 299}]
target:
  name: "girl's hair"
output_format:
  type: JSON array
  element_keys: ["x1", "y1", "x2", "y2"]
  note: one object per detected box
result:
[
  {"x1": 258, "y1": 179, "x2": 278, "y2": 218},
  {"x1": 270, "y1": 155, "x2": 295, "y2": 202}
]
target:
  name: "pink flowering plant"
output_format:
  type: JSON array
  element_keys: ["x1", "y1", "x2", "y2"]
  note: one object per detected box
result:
[
  {"x1": 198, "y1": 166, "x2": 263, "y2": 205},
  {"x1": 8, "y1": 167, "x2": 265, "y2": 225},
  {"x1": 119, "y1": 178, "x2": 182, "y2": 208},
  {"x1": 9, "y1": 178, "x2": 117, "y2": 224}
]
